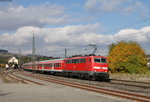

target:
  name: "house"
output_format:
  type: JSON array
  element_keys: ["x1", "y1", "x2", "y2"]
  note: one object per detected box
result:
[
  {"x1": 7, "y1": 56, "x2": 19, "y2": 69},
  {"x1": 8, "y1": 56, "x2": 18, "y2": 64}
]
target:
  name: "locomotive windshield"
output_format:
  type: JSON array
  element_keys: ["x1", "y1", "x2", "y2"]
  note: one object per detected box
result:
[{"x1": 94, "y1": 58, "x2": 107, "y2": 63}]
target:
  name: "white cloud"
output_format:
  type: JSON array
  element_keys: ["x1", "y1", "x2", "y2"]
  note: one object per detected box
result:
[
  {"x1": 0, "y1": 24, "x2": 103, "y2": 56},
  {"x1": 84, "y1": 0, "x2": 148, "y2": 16},
  {"x1": 0, "y1": 3, "x2": 69, "y2": 32},
  {"x1": 115, "y1": 27, "x2": 150, "y2": 43},
  {"x1": 0, "y1": 24, "x2": 150, "y2": 56}
]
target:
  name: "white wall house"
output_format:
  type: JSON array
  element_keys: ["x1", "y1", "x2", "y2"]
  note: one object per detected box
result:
[{"x1": 8, "y1": 56, "x2": 18, "y2": 64}]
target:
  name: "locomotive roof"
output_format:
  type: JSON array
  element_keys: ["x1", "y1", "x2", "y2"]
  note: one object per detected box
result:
[{"x1": 65, "y1": 55, "x2": 106, "y2": 60}]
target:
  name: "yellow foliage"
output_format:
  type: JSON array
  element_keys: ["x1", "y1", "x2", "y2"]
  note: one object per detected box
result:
[{"x1": 108, "y1": 41, "x2": 147, "y2": 73}]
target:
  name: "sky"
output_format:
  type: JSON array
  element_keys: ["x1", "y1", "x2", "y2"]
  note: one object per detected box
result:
[{"x1": 0, "y1": 0, "x2": 150, "y2": 57}]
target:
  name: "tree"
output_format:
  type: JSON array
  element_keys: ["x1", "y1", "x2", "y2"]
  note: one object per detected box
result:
[
  {"x1": 107, "y1": 41, "x2": 148, "y2": 74},
  {"x1": 108, "y1": 43, "x2": 116, "y2": 54}
]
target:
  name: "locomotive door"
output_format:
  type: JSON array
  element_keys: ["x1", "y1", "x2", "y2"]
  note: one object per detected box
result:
[{"x1": 86, "y1": 58, "x2": 91, "y2": 72}]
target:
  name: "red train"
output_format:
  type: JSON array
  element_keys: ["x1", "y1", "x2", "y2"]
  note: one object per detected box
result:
[{"x1": 22, "y1": 55, "x2": 109, "y2": 81}]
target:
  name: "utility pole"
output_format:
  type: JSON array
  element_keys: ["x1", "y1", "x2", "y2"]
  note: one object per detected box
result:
[
  {"x1": 32, "y1": 33, "x2": 35, "y2": 73},
  {"x1": 65, "y1": 49, "x2": 67, "y2": 58},
  {"x1": 18, "y1": 49, "x2": 21, "y2": 69}
]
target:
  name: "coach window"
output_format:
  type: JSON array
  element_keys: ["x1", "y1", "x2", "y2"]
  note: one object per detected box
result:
[
  {"x1": 58, "y1": 63, "x2": 61, "y2": 67},
  {"x1": 45, "y1": 64, "x2": 47, "y2": 67},
  {"x1": 55, "y1": 63, "x2": 57, "y2": 67},
  {"x1": 50, "y1": 63, "x2": 52, "y2": 67},
  {"x1": 42, "y1": 64, "x2": 44, "y2": 67},
  {"x1": 48, "y1": 64, "x2": 50, "y2": 67},
  {"x1": 56, "y1": 63, "x2": 58, "y2": 67}
]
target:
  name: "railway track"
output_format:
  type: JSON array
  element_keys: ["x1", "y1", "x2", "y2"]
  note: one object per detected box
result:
[
  {"x1": 16, "y1": 70, "x2": 150, "y2": 102},
  {"x1": 111, "y1": 79, "x2": 150, "y2": 87},
  {"x1": 110, "y1": 79, "x2": 150, "y2": 92},
  {"x1": 23, "y1": 71, "x2": 150, "y2": 95},
  {"x1": 3, "y1": 71, "x2": 44, "y2": 85}
]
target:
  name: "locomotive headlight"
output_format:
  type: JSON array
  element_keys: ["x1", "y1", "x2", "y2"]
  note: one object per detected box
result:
[
  {"x1": 94, "y1": 67, "x2": 100, "y2": 69},
  {"x1": 102, "y1": 67, "x2": 108, "y2": 69}
]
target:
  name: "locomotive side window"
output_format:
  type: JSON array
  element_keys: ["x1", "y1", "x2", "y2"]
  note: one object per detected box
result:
[
  {"x1": 66, "y1": 60, "x2": 72, "y2": 64},
  {"x1": 80, "y1": 59, "x2": 86, "y2": 63},
  {"x1": 72, "y1": 59, "x2": 76, "y2": 63},
  {"x1": 76, "y1": 59, "x2": 79, "y2": 63},
  {"x1": 66, "y1": 59, "x2": 85, "y2": 63}
]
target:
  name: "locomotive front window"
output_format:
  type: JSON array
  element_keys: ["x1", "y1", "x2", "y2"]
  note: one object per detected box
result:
[
  {"x1": 101, "y1": 58, "x2": 107, "y2": 63},
  {"x1": 94, "y1": 58, "x2": 107, "y2": 63},
  {"x1": 94, "y1": 58, "x2": 101, "y2": 63}
]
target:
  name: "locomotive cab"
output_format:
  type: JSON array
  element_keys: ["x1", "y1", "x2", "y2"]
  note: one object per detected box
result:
[
  {"x1": 93, "y1": 57, "x2": 108, "y2": 72},
  {"x1": 91, "y1": 56, "x2": 109, "y2": 80}
]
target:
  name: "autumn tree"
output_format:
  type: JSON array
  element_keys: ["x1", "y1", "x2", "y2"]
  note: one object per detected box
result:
[{"x1": 107, "y1": 41, "x2": 148, "y2": 74}]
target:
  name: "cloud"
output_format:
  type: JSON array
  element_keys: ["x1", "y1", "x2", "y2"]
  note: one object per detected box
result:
[
  {"x1": 0, "y1": 24, "x2": 103, "y2": 56},
  {"x1": 0, "y1": 24, "x2": 150, "y2": 56},
  {"x1": 84, "y1": 0, "x2": 148, "y2": 16},
  {"x1": 0, "y1": 3, "x2": 69, "y2": 32},
  {"x1": 115, "y1": 27, "x2": 150, "y2": 43}
]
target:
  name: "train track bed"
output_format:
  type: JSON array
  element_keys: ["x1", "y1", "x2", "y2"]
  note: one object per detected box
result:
[
  {"x1": 19, "y1": 70, "x2": 150, "y2": 97},
  {"x1": 1, "y1": 70, "x2": 44, "y2": 85},
  {"x1": 12, "y1": 70, "x2": 150, "y2": 102},
  {"x1": 0, "y1": 72, "x2": 21, "y2": 84},
  {"x1": 110, "y1": 79, "x2": 150, "y2": 90}
]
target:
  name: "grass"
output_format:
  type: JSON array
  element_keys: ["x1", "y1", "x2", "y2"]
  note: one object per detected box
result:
[{"x1": 109, "y1": 71, "x2": 150, "y2": 82}]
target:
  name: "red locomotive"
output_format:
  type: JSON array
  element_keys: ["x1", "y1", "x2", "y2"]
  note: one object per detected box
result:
[{"x1": 22, "y1": 55, "x2": 109, "y2": 81}]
